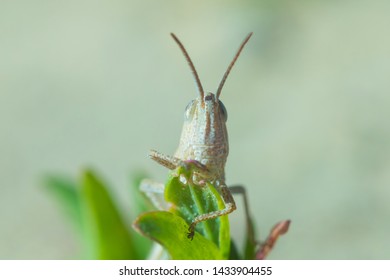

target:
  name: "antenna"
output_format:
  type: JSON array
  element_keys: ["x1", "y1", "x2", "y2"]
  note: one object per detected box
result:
[
  {"x1": 171, "y1": 33, "x2": 205, "y2": 101},
  {"x1": 216, "y1": 32, "x2": 253, "y2": 99}
]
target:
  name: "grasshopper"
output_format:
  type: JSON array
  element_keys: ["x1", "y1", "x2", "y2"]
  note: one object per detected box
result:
[{"x1": 141, "y1": 33, "x2": 253, "y2": 240}]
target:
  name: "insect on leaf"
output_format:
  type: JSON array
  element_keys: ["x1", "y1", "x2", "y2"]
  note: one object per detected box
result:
[
  {"x1": 133, "y1": 211, "x2": 224, "y2": 260},
  {"x1": 164, "y1": 164, "x2": 230, "y2": 259}
]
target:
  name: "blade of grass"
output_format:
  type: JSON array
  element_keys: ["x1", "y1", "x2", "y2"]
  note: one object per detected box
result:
[
  {"x1": 81, "y1": 169, "x2": 138, "y2": 259},
  {"x1": 128, "y1": 171, "x2": 153, "y2": 259},
  {"x1": 43, "y1": 175, "x2": 83, "y2": 234}
]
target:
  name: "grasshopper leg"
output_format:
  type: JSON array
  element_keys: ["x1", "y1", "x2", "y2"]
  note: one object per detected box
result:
[
  {"x1": 187, "y1": 184, "x2": 236, "y2": 240},
  {"x1": 149, "y1": 149, "x2": 183, "y2": 170},
  {"x1": 229, "y1": 186, "x2": 291, "y2": 258},
  {"x1": 229, "y1": 185, "x2": 256, "y2": 246},
  {"x1": 187, "y1": 185, "x2": 255, "y2": 243}
]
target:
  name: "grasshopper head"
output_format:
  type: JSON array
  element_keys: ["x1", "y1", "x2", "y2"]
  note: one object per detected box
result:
[
  {"x1": 185, "y1": 92, "x2": 227, "y2": 123},
  {"x1": 170, "y1": 33, "x2": 252, "y2": 178},
  {"x1": 175, "y1": 92, "x2": 229, "y2": 178}
]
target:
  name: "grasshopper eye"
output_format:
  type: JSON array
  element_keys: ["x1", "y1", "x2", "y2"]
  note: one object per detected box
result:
[
  {"x1": 219, "y1": 100, "x2": 228, "y2": 121},
  {"x1": 184, "y1": 100, "x2": 195, "y2": 120}
]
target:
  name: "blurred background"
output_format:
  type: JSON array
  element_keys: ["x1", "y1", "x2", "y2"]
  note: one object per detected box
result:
[{"x1": 1, "y1": 0, "x2": 390, "y2": 259}]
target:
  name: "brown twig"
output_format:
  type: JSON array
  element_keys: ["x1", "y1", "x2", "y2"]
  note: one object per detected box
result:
[{"x1": 256, "y1": 220, "x2": 291, "y2": 260}]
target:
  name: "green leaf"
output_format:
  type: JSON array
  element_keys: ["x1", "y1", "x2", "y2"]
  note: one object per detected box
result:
[
  {"x1": 229, "y1": 240, "x2": 242, "y2": 260},
  {"x1": 128, "y1": 171, "x2": 153, "y2": 259},
  {"x1": 81, "y1": 170, "x2": 137, "y2": 259},
  {"x1": 43, "y1": 175, "x2": 83, "y2": 234},
  {"x1": 133, "y1": 211, "x2": 224, "y2": 260},
  {"x1": 164, "y1": 165, "x2": 230, "y2": 259}
]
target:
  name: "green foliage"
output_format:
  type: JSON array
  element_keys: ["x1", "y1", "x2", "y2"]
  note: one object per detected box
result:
[
  {"x1": 44, "y1": 165, "x2": 289, "y2": 260},
  {"x1": 43, "y1": 169, "x2": 152, "y2": 259},
  {"x1": 43, "y1": 176, "x2": 83, "y2": 235},
  {"x1": 134, "y1": 211, "x2": 224, "y2": 260},
  {"x1": 165, "y1": 165, "x2": 230, "y2": 258},
  {"x1": 81, "y1": 171, "x2": 136, "y2": 259},
  {"x1": 134, "y1": 164, "x2": 232, "y2": 259}
]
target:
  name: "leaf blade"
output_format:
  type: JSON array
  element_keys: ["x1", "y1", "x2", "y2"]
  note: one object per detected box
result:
[
  {"x1": 81, "y1": 170, "x2": 137, "y2": 259},
  {"x1": 43, "y1": 175, "x2": 83, "y2": 234},
  {"x1": 133, "y1": 211, "x2": 224, "y2": 260}
]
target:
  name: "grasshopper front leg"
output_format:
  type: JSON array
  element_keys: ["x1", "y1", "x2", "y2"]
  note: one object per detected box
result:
[
  {"x1": 189, "y1": 185, "x2": 256, "y2": 242},
  {"x1": 187, "y1": 184, "x2": 236, "y2": 239}
]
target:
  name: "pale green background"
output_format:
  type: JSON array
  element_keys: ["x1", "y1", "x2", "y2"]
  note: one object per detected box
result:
[{"x1": 1, "y1": 0, "x2": 389, "y2": 259}]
